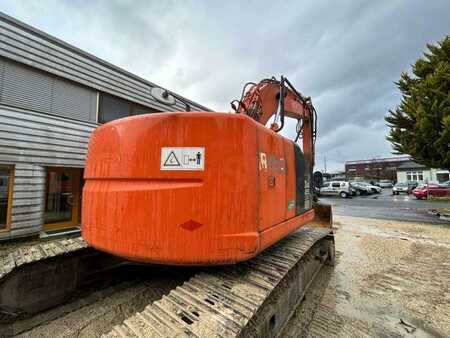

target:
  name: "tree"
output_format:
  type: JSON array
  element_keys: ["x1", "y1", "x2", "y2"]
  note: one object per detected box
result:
[{"x1": 385, "y1": 36, "x2": 450, "y2": 169}]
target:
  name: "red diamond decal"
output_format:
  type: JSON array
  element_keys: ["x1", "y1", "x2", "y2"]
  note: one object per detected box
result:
[{"x1": 179, "y1": 220, "x2": 203, "y2": 231}]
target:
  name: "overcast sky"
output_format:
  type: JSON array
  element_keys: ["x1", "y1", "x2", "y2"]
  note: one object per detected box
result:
[{"x1": 1, "y1": 0, "x2": 449, "y2": 171}]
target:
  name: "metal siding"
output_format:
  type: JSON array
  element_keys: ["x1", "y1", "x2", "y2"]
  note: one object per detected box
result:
[
  {"x1": 0, "y1": 106, "x2": 97, "y2": 240},
  {"x1": 1, "y1": 58, "x2": 53, "y2": 113},
  {"x1": 0, "y1": 110, "x2": 94, "y2": 134},
  {"x1": 0, "y1": 14, "x2": 210, "y2": 114},
  {"x1": 52, "y1": 76, "x2": 97, "y2": 121},
  {"x1": 0, "y1": 57, "x2": 4, "y2": 96},
  {"x1": 0, "y1": 58, "x2": 97, "y2": 121}
]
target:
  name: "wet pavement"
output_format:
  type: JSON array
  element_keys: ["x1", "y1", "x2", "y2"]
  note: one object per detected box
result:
[
  {"x1": 322, "y1": 189, "x2": 449, "y2": 224},
  {"x1": 283, "y1": 213, "x2": 450, "y2": 337}
]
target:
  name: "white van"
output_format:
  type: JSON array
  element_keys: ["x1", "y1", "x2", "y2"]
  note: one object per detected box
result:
[{"x1": 320, "y1": 181, "x2": 354, "y2": 198}]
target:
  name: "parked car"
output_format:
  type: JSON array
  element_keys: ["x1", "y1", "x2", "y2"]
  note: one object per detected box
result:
[
  {"x1": 413, "y1": 184, "x2": 450, "y2": 199},
  {"x1": 406, "y1": 181, "x2": 419, "y2": 194},
  {"x1": 377, "y1": 180, "x2": 393, "y2": 188},
  {"x1": 359, "y1": 182, "x2": 382, "y2": 193},
  {"x1": 392, "y1": 182, "x2": 409, "y2": 195},
  {"x1": 350, "y1": 182, "x2": 372, "y2": 195},
  {"x1": 441, "y1": 181, "x2": 450, "y2": 187},
  {"x1": 320, "y1": 181, "x2": 355, "y2": 198}
]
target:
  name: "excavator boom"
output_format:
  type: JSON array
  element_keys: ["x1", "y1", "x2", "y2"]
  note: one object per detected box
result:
[{"x1": 232, "y1": 76, "x2": 317, "y2": 166}]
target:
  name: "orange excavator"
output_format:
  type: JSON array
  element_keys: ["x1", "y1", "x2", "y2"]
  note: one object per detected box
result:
[
  {"x1": 82, "y1": 76, "x2": 331, "y2": 265},
  {"x1": 0, "y1": 77, "x2": 332, "y2": 327}
]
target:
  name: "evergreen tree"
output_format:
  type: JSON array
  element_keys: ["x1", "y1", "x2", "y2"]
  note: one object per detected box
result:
[{"x1": 385, "y1": 36, "x2": 450, "y2": 169}]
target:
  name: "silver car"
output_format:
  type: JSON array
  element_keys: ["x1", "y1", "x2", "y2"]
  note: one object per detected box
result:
[
  {"x1": 393, "y1": 182, "x2": 409, "y2": 194},
  {"x1": 320, "y1": 181, "x2": 354, "y2": 198},
  {"x1": 378, "y1": 180, "x2": 393, "y2": 188},
  {"x1": 358, "y1": 182, "x2": 382, "y2": 193},
  {"x1": 350, "y1": 182, "x2": 372, "y2": 195}
]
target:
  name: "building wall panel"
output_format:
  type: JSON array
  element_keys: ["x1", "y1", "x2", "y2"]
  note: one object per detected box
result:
[
  {"x1": 52, "y1": 77, "x2": 97, "y2": 121},
  {"x1": 0, "y1": 58, "x2": 97, "y2": 122},
  {"x1": 1, "y1": 58, "x2": 53, "y2": 112},
  {"x1": 0, "y1": 128, "x2": 89, "y2": 145},
  {"x1": 0, "y1": 106, "x2": 97, "y2": 240},
  {"x1": 0, "y1": 108, "x2": 95, "y2": 133},
  {"x1": 12, "y1": 204, "x2": 43, "y2": 215}
]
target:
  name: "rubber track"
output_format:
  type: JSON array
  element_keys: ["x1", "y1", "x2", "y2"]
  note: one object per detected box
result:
[
  {"x1": 0, "y1": 237, "x2": 88, "y2": 282},
  {"x1": 105, "y1": 228, "x2": 332, "y2": 338}
]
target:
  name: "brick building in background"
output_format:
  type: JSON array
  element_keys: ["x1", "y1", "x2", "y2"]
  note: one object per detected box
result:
[{"x1": 345, "y1": 156, "x2": 411, "y2": 182}]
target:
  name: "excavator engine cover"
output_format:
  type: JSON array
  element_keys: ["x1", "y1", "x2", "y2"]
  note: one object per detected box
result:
[{"x1": 82, "y1": 112, "x2": 316, "y2": 265}]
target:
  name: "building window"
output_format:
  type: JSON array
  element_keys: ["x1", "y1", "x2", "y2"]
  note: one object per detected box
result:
[
  {"x1": 436, "y1": 173, "x2": 449, "y2": 183},
  {"x1": 98, "y1": 93, "x2": 130, "y2": 123},
  {"x1": 132, "y1": 103, "x2": 158, "y2": 115},
  {"x1": 44, "y1": 168, "x2": 82, "y2": 230},
  {"x1": 406, "y1": 171, "x2": 423, "y2": 181},
  {"x1": 0, "y1": 165, "x2": 14, "y2": 231},
  {"x1": 98, "y1": 93, "x2": 160, "y2": 123}
]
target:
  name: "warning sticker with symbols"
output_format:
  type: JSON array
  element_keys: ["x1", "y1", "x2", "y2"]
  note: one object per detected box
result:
[{"x1": 160, "y1": 147, "x2": 205, "y2": 171}]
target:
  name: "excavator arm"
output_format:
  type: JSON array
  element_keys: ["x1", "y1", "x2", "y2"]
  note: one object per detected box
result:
[{"x1": 231, "y1": 76, "x2": 317, "y2": 167}]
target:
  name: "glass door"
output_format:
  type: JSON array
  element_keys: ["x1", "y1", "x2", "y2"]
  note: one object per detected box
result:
[{"x1": 44, "y1": 167, "x2": 82, "y2": 230}]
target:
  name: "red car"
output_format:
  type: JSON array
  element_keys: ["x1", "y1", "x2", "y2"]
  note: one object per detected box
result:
[{"x1": 413, "y1": 184, "x2": 450, "y2": 199}]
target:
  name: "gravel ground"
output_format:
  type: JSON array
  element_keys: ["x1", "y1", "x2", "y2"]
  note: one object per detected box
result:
[{"x1": 282, "y1": 215, "x2": 450, "y2": 337}]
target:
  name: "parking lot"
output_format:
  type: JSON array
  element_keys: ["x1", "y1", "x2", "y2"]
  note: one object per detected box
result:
[{"x1": 321, "y1": 188, "x2": 450, "y2": 224}]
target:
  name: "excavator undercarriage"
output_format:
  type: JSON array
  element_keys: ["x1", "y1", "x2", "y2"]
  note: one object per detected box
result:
[
  {"x1": 0, "y1": 238, "x2": 123, "y2": 322},
  {"x1": 106, "y1": 227, "x2": 334, "y2": 338}
]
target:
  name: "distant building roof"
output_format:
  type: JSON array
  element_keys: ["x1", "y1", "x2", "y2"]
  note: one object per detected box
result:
[
  {"x1": 345, "y1": 156, "x2": 411, "y2": 166},
  {"x1": 396, "y1": 161, "x2": 427, "y2": 170}
]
